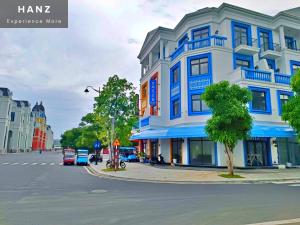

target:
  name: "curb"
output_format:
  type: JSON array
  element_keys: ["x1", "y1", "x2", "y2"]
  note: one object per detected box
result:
[{"x1": 85, "y1": 165, "x2": 300, "y2": 185}]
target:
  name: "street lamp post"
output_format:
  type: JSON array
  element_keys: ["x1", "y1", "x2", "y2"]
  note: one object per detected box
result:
[{"x1": 84, "y1": 85, "x2": 115, "y2": 167}]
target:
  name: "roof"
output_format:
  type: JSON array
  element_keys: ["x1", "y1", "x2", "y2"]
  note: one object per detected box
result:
[
  {"x1": 32, "y1": 101, "x2": 45, "y2": 112},
  {"x1": 282, "y1": 7, "x2": 300, "y2": 18},
  {"x1": 0, "y1": 87, "x2": 12, "y2": 97}
]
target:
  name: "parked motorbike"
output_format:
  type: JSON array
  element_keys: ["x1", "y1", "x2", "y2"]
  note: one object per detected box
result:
[
  {"x1": 150, "y1": 154, "x2": 166, "y2": 166},
  {"x1": 106, "y1": 159, "x2": 126, "y2": 169},
  {"x1": 89, "y1": 154, "x2": 103, "y2": 164}
]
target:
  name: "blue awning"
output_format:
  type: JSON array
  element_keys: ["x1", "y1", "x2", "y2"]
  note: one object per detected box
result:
[
  {"x1": 251, "y1": 125, "x2": 295, "y2": 137},
  {"x1": 130, "y1": 124, "x2": 296, "y2": 140}
]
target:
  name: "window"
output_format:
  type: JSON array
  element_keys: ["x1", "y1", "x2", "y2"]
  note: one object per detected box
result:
[
  {"x1": 267, "y1": 59, "x2": 275, "y2": 70},
  {"x1": 172, "y1": 67, "x2": 179, "y2": 84},
  {"x1": 172, "y1": 99, "x2": 180, "y2": 118},
  {"x1": 236, "y1": 59, "x2": 250, "y2": 68},
  {"x1": 190, "y1": 57, "x2": 208, "y2": 76},
  {"x1": 234, "y1": 54, "x2": 253, "y2": 69},
  {"x1": 192, "y1": 27, "x2": 210, "y2": 40},
  {"x1": 252, "y1": 91, "x2": 267, "y2": 111},
  {"x1": 285, "y1": 36, "x2": 297, "y2": 50},
  {"x1": 258, "y1": 28, "x2": 272, "y2": 51},
  {"x1": 234, "y1": 26, "x2": 248, "y2": 47},
  {"x1": 189, "y1": 138, "x2": 215, "y2": 166},
  {"x1": 178, "y1": 34, "x2": 188, "y2": 46},
  {"x1": 11, "y1": 112, "x2": 15, "y2": 122},
  {"x1": 291, "y1": 61, "x2": 300, "y2": 75},
  {"x1": 249, "y1": 87, "x2": 271, "y2": 114},
  {"x1": 277, "y1": 91, "x2": 293, "y2": 115},
  {"x1": 191, "y1": 94, "x2": 209, "y2": 112}
]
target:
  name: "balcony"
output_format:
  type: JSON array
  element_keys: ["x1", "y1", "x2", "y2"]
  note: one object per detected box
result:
[
  {"x1": 242, "y1": 68, "x2": 272, "y2": 82},
  {"x1": 274, "y1": 73, "x2": 291, "y2": 85},
  {"x1": 260, "y1": 43, "x2": 282, "y2": 59},
  {"x1": 170, "y1": 35, "x2": 227, "y2": 61},
  {"x1": 234, "y1": 38, "x2": 260, "y2": 55},
  {"x1": 229, "y1": 67, "x2": 291, "y2": 86}
]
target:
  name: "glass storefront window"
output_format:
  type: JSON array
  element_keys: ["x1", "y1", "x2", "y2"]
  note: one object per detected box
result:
[
  {"x1": 245, "y1": 138, "x2": 270, "y2": 166},
  {"x1": 277, "y1": 138, "x2": 300, "y2": 165},
  {"x1": 189, "y1": 138, "x2": 214, "y2": 166},
  {"x1": 171, "y1": 139, "x2": 182, "y2": 164}
]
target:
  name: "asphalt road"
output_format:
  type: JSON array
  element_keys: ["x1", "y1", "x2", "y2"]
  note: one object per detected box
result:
[{"x1": 0, "y1": 151, "x2": 299, "y2": 225}]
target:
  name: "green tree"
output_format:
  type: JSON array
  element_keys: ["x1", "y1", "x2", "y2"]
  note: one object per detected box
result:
[
  {"x1": 282, "y1": 69, "x2": 300, "y2": 141},
  {"x1": 94, "y1": 75, "x2": 138, "y2": 146},
  {"x1": 202, "y1": 81, "x2": 253, "y2": 175},
  {"x1": 60, "y1": 128, "x2": 82, "y2": 149}
]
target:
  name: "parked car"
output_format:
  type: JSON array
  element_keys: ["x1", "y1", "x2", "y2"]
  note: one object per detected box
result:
[
  {"x1": 76, "y1": 149, "x2": 89, "y2": 166},
  {"x1": 128, "y1": 154, "x2": 139, "y2": 162},
  {"x1": 63, "y1": 153, "x2": 75, "y2": 165}
]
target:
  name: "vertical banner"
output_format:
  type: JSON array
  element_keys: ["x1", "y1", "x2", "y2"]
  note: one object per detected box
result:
[{"x1": 149, "y1": 79, "x2": 157, "y2": 106}]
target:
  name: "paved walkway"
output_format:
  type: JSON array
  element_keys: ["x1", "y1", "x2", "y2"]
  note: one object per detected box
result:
[{"x1": 88, "y1": 162, "x2": 300, "y2": 183}]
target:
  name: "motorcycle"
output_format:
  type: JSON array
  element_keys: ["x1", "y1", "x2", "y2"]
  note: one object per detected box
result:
[
  {"x1": 106, "y1": 159, "x2": 126, "y2": 169},
  {"x1": 150, "y1": 154, "x2": 166, "y2": 166},
  {"x1": 89, "y1": 154, "x2": 103, "y2": 164}
]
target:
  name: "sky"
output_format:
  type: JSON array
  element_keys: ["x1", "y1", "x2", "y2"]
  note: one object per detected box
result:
[{"x1": 0, "y1": 0, "x2": 299, "y2": 139}]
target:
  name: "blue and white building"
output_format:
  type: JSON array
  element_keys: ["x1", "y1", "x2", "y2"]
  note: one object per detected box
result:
[{"x1": 131, "y1": 3, "x2": 300, "y2": 167}]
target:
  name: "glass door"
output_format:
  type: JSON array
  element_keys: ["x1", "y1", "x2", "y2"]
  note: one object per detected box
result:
[
  {"x1": 246, "y1": 139, "x2": 269, "y2": 166},
  {"x1": 171, "y1": 139, "x2": 182, "y2": 163}
]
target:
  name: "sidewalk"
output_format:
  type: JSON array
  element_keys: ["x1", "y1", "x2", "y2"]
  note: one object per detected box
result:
[{"x1": 87, "y1": 162, "x2": 300, "y2": 184}]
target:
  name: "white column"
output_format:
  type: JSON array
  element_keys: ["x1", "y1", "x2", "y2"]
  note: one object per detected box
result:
[
  {"x1": 141, "y1": 64, "x2": 144, "y2": 76},
  {"x1": 182, "y1": 138, "x2": 189, "y2": 165},
  {"x1": 279, "y1": 26, "x2": 286, "y2": 50},
  {"x1": 149, "y1": 52, "x2": 153, "y2": 68},
  {"x1": 159, "y1": 40, "x2": 164, "y2": 60}
]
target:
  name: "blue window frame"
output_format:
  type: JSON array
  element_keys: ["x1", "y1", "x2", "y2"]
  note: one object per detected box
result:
[
  {"x1": 285, "y1": 36, "x2": 297, "y2": 50},
  {"x1": 233, "y1": 53, "x2": 254, "y2": 69},
  {"x1": 290, "y1": 60, "x2": 300, "y2": 75},
  {"x1": 231, "y1": 21, "x2": 252, "y2": 48},
  {"x1": 170, "y1": 62, "x2": 181, "y2": 120},
  {"x1": 248, "y1": 86, "x2": 272, "y2": 114},
  {"x1": 192, "y1": 26, "x2": 210, "y2": 40},
  {"x1": 266, "y1": 59, "x2": 276, "y2": 71},
  {"x1": 257, "y1": 27, "x2": 273, "y2": 51},
  {"x1": 178, "y1": 33, "x2": 188, "y2": 47},
  {"x1": 277, "y1": 90, "x2": 293, "y2": 115},
  {"x1": 187, "y1": 53, "x2": 212, "y2": 116}
]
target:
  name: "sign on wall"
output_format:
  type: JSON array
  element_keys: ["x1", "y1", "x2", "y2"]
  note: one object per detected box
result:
[{"x1": 149, "y1": 79, "x2": 157, "y2": 106}]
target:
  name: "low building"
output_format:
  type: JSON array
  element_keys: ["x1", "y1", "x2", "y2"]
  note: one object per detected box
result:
[{"x1": 131, "y1": 3, "x2": 300, "y2": 167}]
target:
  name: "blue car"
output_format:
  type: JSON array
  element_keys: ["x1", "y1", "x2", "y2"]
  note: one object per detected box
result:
[
  {"x1": 76, "y1": 149, "x2": 89, "y2": 166},
  {"x1": 128, "y1": 154, "x2": 139, "y2": 162}
]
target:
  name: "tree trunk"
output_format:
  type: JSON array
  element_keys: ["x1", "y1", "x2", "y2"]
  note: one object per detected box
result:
[{"x1": 224, "y1": 145, "x2": 234, "y2": 176}]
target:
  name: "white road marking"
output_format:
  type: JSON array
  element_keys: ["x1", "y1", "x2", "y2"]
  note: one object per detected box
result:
[
  {"x1": 272, "y1": 180, "x2": 300, "y2": 184},
  {"x1": 288, "y1": 183, "x2": 300, "y2": 187},
  {"x1": 40, "y1": 163, "x2": 47, "y2": 165},
  {"x1": 2, "y1": 162, "x2": 9, "y2": 165},
  {"x1": 244, "y1": 217, "x2": 300, "y2": 225},
  {"x1": 22, "y1": 163, "x2": 29, "y2": 165},
  {"x1": 31, "y1": 163, "x2": 38, "y2": 165},
  {"x1": 11, "y1": 162, "x2": 19, "y2": 165},
  {"x1": 59, "y1": 163, "x2": 63, "y2": 166},
  {"x1": 49, "y1": 163, "x2": 55, "y2": 165}
]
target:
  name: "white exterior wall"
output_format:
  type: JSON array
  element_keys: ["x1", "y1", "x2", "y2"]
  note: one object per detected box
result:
[
  {"x1": 0, "y1": 90, "x2": 12, "y2": 154},
  {"x1": 137, "y1": 4, "x2": 300, "y2": 167}
]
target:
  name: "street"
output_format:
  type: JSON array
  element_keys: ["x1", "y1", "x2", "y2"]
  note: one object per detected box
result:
[{"x1": 0, "y1": 152, "x2": 300, "y2": 225}]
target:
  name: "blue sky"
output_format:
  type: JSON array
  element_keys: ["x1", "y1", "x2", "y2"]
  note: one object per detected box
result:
[{"x1": 0, "y1": 0, "x2": 299, "y2": 138}]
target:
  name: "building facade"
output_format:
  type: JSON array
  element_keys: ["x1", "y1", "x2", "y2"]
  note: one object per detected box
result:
[
  {"x1": 0, "y1": 88, "x2": 13, "y2": 154},
  {"x1": 131, "y1": 4, "x2": 300, "y2": 167},
  {"x1": 0, "y1": 88, "x2": 54, "y2": 153}
]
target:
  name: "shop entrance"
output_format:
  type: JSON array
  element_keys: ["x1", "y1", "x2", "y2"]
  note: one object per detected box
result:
[
  {"x1": 188, "y1": 138, "x2": 214, "y2": 166},
  {"x1": 245, "y1": 138, "x2": 271, "y2": 167},
  {"x1": 171, "y1": 139, "x2": 182, "y2": 164},
  {"x1": 277, "y1": 138, "x2": 300, "y2": 166},
  {"x1": 150, "y1": 139, "x2": 158, "y2": 158}
]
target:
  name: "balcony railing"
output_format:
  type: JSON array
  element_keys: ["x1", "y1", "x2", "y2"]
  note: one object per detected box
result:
[
  {"x1": 170, "y1": 35, "x2": 227, "y2": 61},
  {"x1": 234, "y1": 38, "x2": 258, "y2": 48},
  {"x1": 242, "y1": 68, "x2": 272, "y2": 82},
  {"x1": 275, "y1": 73, "x2": 291, "y2": 85},
  {"x1": 260, "y1": 43, "x2": 281, "y2": 52}
]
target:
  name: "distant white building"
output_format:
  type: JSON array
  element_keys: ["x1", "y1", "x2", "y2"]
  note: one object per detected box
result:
[
  {"x1": 0, "y1": 87, "x2": 53, "y2": 153},
  {"x1": 0, "y1": 88, "x2": 13, "y2": 154},
  {"x1": 8, "y1": 100, "x2": 34, "y2": 152},
  {"x1": 45, "y1": 125, "x2": 54, "y2": 150}
]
